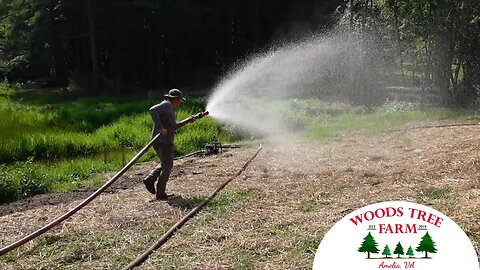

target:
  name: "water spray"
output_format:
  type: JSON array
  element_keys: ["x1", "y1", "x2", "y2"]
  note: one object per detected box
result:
[{"x1": 205, "y1": 31, "x2": 395, "y2": 139}]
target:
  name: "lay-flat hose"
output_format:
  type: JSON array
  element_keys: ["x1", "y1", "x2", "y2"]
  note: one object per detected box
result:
[
  {"x1": 123, "y1": 145, "x2": 263, "y2": 269},
  {"x1": 0, "y1": 133, "x2": 163, "y2": 256}
]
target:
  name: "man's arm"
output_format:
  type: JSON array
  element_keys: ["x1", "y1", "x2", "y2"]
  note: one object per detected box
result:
[{"x1": 149, "y1": 104, "x2": 167, "y2": 135}]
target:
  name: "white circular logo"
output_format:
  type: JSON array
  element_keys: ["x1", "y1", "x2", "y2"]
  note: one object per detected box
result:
[{"x1": 313, "y1": 201, "x2": 479, "y2": 270}]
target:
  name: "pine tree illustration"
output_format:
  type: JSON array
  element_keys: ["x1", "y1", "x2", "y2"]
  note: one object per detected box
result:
[
  {"x1": 393, "y1": 242, "x2": 404, "y2": 258},
  {"x1": 382, "y1": 244, "x2": 392, "y2": 258},
  {"x1": 358, "y1": 232, "x2": 380, "y2": 259},
  {"x1": 416, "y1": 232, "x2": 437, "y2": 258},
  {"x1": 406, "y1": 246, "x2": 415, "y2": 258}
]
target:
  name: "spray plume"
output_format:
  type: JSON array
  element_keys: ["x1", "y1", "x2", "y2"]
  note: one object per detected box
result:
[{"x1": 206, "y1": 31, "x2": 392, "y2": 138}]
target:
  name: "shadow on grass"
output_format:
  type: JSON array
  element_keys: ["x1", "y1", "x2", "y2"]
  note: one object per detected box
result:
[{"x1": 166, "y1": 195, "x2": 206, "y2": 210}]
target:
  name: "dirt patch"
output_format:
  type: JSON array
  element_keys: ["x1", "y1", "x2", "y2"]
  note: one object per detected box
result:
[{"x1": 0, "y1": 124, "x2": 479, "y2": 269}]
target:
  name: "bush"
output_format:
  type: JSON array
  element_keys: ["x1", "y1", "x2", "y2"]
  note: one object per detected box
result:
[{"x1": 0, "y1": 170, "x2": 21, "y2": 203}]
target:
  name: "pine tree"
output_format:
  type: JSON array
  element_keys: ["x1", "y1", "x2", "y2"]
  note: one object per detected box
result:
[
  {"x1": 406, "y1": 246, "x2": 415, "y2": 258},
  {"x1": 416, "y1": 232, "x2": 437, "y2": 258},
  {"x1": 382, "y1": 244, "x2": 392, "y2": 258},
  {"x1": 393, "y1": 241, "x2": 404, "y2": 258},
  {"x1": 358, "y1": 232, "x2": 380, "y2": 259}
]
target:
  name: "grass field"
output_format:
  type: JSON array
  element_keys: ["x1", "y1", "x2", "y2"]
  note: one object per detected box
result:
[
  {"x1": 0, "y1": 84, "x2": 232, "y2": 163},
  {"x1": 1, "y1": 84, "x2": 479, "y2": 269},
  {"x1": 1, "y1": 83, "x2": 477, "y2": 203},
  {"x1": 278, "y1": 98, "x2": 473, "y2": 139},
  {"x1": 0, "y1": 83, "x2": 235, "y2": 203},
  {"x1": 1, "y1": 125, "x2": 479, "y2": 269}
]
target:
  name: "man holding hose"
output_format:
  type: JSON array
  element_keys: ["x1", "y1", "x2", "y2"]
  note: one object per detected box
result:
[{"x1": 143, "y1": 89, "x2": 197, "y2": 200}]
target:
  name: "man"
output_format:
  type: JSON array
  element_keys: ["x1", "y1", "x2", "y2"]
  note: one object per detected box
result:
[{"x1": 143, "y1": 88, "x2": 196, "y2": 200}]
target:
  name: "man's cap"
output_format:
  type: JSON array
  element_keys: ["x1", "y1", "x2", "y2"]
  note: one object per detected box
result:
[{"x1": 164, "y1": 89, "x2": 186, "y2": 100}]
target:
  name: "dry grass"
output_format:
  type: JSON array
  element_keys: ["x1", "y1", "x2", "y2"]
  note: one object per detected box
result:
[{"x1": 1, "y1": 123, "x2": 479, "y2": 269}]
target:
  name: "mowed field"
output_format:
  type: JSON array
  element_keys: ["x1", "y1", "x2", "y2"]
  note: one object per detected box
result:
[{"x1": 1, "y1": 121, "x2": 479, "y2": 269}]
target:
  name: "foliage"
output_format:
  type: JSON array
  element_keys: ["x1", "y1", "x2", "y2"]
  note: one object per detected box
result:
[
  {"x1": 342, "y1": 0, "x2": 480, "y2": 106},
  {"x1": 0, "y1": 0, "x2": 343, "y2": 90},
  {"x1": 0, "y1": 150, "x2": 136, "y2": 203}
]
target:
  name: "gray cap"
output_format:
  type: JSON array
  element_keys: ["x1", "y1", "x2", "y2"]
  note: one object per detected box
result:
[{"x1": 164, "y1": 89, "x2": 186, "y2": 100}]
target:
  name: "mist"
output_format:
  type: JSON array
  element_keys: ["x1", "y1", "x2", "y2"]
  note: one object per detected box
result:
[{"x1": 206, "y1": 30, "x2": 399, "y2": 138}]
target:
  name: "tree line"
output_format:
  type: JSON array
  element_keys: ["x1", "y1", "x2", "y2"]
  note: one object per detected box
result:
[
  {"x1": 1, "y1": 1, "x2": 479, "y2": 105},
  {"x1": 0, "y1": 0, "x2": 341, "y2": 93},
  {"x1": 345, "y1": 0, "x2": 480, "y2": 106}
]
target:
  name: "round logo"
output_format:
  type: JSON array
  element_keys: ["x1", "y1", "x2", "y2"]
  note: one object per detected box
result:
[{"x1": 313, "y1": 201, "x2": 479, "y2": 270}]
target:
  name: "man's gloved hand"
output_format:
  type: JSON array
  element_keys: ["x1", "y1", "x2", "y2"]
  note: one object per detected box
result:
[{"x1": 159, "y1": 128, "x2": 168, "y2": 136}]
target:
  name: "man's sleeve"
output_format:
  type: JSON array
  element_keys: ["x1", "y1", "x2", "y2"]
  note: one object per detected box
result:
[{"x1": 149, "y1": 104, "x2": 164, "y2": 130}]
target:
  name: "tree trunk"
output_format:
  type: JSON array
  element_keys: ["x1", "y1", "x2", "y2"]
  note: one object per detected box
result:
[
  {"x1": 48, "y1": 1, "x2": 66, "y2": 85},
  {"x1": 86, "y1": 0, "x2": 99, "y2": 91},
  {"x1": 391, "y1": 0, "x2": 403, "y2": 77}
]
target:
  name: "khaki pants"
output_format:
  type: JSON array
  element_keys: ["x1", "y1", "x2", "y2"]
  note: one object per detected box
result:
[{"x1": 152, "y1": 142, "x2": 174, "y2": 195}]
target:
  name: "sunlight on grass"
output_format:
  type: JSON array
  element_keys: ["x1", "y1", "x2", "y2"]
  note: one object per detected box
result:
[
  {"x1": 0, "y1": 83, "x2": 475, "y2": 203},
  {"x1": 0, "y1": 84, "x2": 235, "y2": 202},
  {"x1": 305, "y1": 101, "x2": 470, "y2": 139}
]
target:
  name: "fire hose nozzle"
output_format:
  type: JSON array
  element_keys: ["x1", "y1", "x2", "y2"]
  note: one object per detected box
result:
[{"x1": 193, "y1": 111, "x2": 209, "y2": 119}]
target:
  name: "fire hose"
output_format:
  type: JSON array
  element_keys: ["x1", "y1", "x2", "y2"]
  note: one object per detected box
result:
[
  {"x1": 0, "y1": 132, "x2": 162, "y2": 256},
  {"x1": 123, "y1": 144, "x2": 263, "y2": 270},
  {"x1": 0, "y1": 139, "x2": 242, "y2": 256},
  {"x1": 0, "y1": 110, "x2": 224, "y2": 257}
]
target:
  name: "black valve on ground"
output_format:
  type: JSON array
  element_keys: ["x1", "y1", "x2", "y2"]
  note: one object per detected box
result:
[
  {"x1": 202, "y1": 142, "x2": 241, "y2": 156},
  {"x1": 193, "y1": 111, "x2": 209, "y2": 119},
  {"x1": 204, "y1": 142, "x2": 221, "y2": 155}
]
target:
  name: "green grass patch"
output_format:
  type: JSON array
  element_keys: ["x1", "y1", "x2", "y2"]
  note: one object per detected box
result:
[
  {"x1": 171, "y1": 189, "x2": 250, "y2": 228},
  {"x1": 0, "y1": 83, "x2": 236, "y2": 203},
  {"x1": 178, "y1": 189, "x2": 250, "y2": 217},
  {"x1": 269, "y1": 223, "x2": 291, "y2": 236},
  {"x1": 297, "y1": 199, "x2": 317, "y2": 213},
  {"x1": 246, "y1": 98, "x2": 469, "y2": 139},
  {"x1": 292, "y1": 238, "x2": 320, "y2": 255},
  {"x1": 0, "y1": 86, "x2": 234, "y2": 163},
  {"x1": 232, "y1": 250, "x2": 255, "y2": 270},
  {"x1": 0, "y1": 149, "x2": 149, "y2": 203},
  {"x1": 418, "y1": 186, "x2": 454, "y2": 200},
  {"x1": 303, "y1": 100, "x2": 470, "y2": 139},
  {"x1": 399, "y1": 136, "x2": 413, "y2": 147}
]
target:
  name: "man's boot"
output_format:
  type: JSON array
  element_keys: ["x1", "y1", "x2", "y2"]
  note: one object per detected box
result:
[
  {"x1": 156, "y1": 172, "x2": 174, "y2": 200},
  {"x1": 143, "y1": 165, "x2": 161, "y2": 194},
  {"x1": 155, "y1": 178, "x2": 169, "y2": 200}
]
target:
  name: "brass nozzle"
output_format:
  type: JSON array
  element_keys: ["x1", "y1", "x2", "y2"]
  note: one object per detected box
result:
[{"x1": 194, "y1": 111, "x2": 209, "y2": 119}]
